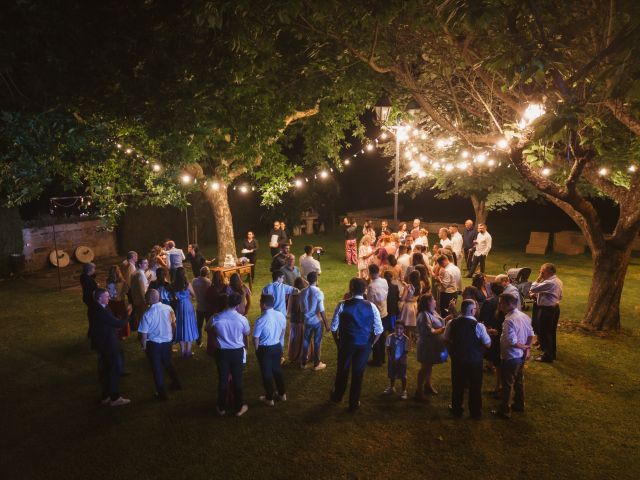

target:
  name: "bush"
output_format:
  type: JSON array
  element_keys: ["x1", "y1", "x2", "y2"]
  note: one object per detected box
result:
[{"x1": 0, "y1": 208, "x2": 24, "y2": 277}]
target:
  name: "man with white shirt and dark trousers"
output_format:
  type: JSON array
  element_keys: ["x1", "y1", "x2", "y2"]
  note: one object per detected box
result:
[
  {"x1": 253, "y1": 294, "x2": 287, "y2": 406},
  {"x1": 209, "y1": 292, "x2": 251, "y2": 417},
  {"x1": 444, "y1": 299, "x2": 491, "y2": 419},
  {"x1": 530, "y1": 263, "x2": 563, "y2": 363},
  {"x1": 330, "y1": 278, "x2": 384, "y2": 412},
  {"x1": 138, "y1": 289, "x2": 181, "y2": 400},
  {"x1": 436, "y1": 255, "x2": 462, "y2": 315},
  {"x1": 366, "y1": 264, "x2": 389, "y2": 366},
  {"x1": 449, "y1": 224, "x2": 464, "y2": 266},
  {"x1": 491, "y1": 294, "x2": 534, "y2": 419},
  {"x1": 299, "y1": 271, "x2": 329, "y2": 370},
  {"x1": 467, "y1": 223, "x2": 492, "y2": 277}
]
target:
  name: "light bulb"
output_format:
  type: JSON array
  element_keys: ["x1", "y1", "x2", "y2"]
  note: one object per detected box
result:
[
  {"x1": 366, "y1": 144, "x2": 374, "y2": 151},
  {"x1": 598, "y1": 167, "x2": 608, "y2": 176},
  {"x1": 523, "y1": 103, "x2": 545, "y2": 122},
  {"x1": 210, "y1": 181, "x2": 220, "y2": 190},
  {"x1": 487, "y1": 159, "x2": 496, "y2": 166},
  {"x1": 344, "y1": 159, "x2": 350, "y2": 165},
  {"x1": 294, "y1": 178, "x2": 303, "y2": 188},
  {"x1": 152, "y1": 164, "x2": 161, "y2": 172},
  {"x1": 628, "y1": 165, "x2": 637, "y2": 173},
  {"x1": 461, "y1": 151, "x2": 469, "y2": 158},
  {"x1": 181, "y1": 174, "x2": 191, "y2": 184},
  {"x1": 380, "y1": 132, "x2": 388, "y2": 140},
  {"x1": 541, "y1": 167, "x2": 551, "y2": 176},
  {"x1": 239, "y1": 185, "x2": 248, "y2": 193},
  {"x1": 444, "y1": 164, "x2": 454, "y2": 172},
  {"x1": 319, "y1": 170, "x2": 329, "y2": 179}
]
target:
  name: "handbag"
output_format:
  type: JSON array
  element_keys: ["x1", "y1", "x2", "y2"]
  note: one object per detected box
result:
[{"x1": 438, "y1": 346, "x2": 449, "y2": 363}]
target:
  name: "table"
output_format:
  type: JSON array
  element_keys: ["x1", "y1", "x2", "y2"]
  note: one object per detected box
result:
[{"x1": 211, "y1": 264, "x2": 254, "y2": 289}]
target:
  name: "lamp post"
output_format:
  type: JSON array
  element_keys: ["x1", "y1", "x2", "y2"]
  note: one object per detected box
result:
[{"x1": 374, "y1": 95, "x2": 419, "y2": 223}]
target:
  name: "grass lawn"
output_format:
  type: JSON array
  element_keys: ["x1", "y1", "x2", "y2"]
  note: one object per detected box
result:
[{"x1": 1, "y1": 232, "x2": 639, "y2": 479}]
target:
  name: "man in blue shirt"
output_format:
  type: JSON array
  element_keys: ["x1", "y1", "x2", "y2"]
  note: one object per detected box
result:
[
  {"x1": 139, "y1": 289, "x2": 181, "y2": 400},
  {"x1": 253, "y1": 294, "x2": 287, "y2": 406},
  {"x1": 330, "y1": 278, "x2": 383, "y2": 412},
  {"x1": 300, "y1": 271, "x2": 330, "y2": 371},
  {"x1": 262, "y1": 270, "x2": 300, "y2": 317}
]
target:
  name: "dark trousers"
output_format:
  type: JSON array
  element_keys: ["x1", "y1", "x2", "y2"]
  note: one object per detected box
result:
[
  {"x1": 216, "y1": 348, "x2": 244, "y2": 412},
  {"x1": 500, "y1": 357, "x2": 525, "y2": 414},
  {"x1": 463, "y1": 248, "x2": 472, "y2": 272},
  {"x1": 98, "y1": 351, "x2": 121, "y2": 401},
  {"x1": 469, "y1": 254, "x2": 486, "y2": 275},
  {"x1": 196, "y1": 310, "x2": 210, "y2": 344},
  {"x1": 146, "y1": 341, "x2": 180, "y2": 395},
  {"x1": 450, "y1": 361, "x2": 483, "y2": 417},
  {"x1": 370, "y1": 331, "x2": 387, "y2": 365},
  {"x1": 332, "y1": 342, "x2": 371, "y2": 410},
  {"x1": 538, "y1": 305, "x2": 560, "y2": 360},
  {"x1": 256, "y1": 344, "x2": 286, "y2": 400},
  {"x1": 302, "y1": 323, "x2": 322, "y2": 366},
  {"x1": 531, "y1": 303, "x2": 540, "y2": 335},
  {"x1": 439, "y1": 292, "x2": 458, "y2": 316},
  {"x1": 246, "y1": 253, "x2": 256, "y2": 277}
]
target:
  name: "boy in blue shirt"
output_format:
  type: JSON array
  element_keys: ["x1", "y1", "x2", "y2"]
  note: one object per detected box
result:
[{"x1": 384, "y1": 322, "x2": 411, "y2": 399}]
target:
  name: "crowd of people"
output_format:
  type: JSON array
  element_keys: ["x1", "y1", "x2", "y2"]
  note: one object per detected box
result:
[{"x1": 80, "y1": 219, "x2": 563, "y2": 420}]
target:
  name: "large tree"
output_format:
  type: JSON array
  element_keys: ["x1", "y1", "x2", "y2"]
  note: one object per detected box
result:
[
  {"x1": 294, "y1": 0, "x2": 640, "y2": 330},
  {"x1": 1, "y1": 0, "x2": 376, "y2": 262}
]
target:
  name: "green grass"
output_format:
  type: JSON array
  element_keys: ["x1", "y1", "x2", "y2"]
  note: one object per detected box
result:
[{"x1": 1, "y1": 232, "x2": 639, "y2": 479}]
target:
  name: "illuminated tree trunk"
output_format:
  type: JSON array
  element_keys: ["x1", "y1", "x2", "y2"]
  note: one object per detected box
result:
[
  {"x1": 582, "y1": 242, "x2": 632, "y2": 331},
  {"x1": 204, "y1": 186, "x2": 236, "y2": 265},
  {"x1": 470, "y1": 194, "x2": 488, "y2": 225}
]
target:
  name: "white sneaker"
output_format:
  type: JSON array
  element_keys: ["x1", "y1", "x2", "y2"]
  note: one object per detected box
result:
[
  {"x1": 215, "y1": 406, "x2": 226, "y2": 416},
  {"x1": 400, "y1": 390, "x2": 408, "y2": 400},
  {"x1": 236, "y1": 404, "x2": 249, "y2": 417},
  {"x1": 313, "y1": 362, "x2": 327, "y2": 371},
  {"x1": 383, "y1": 387, "x2": 395, "y2": 395},
  {"x1": 276, "y1": 393, "x2": 287, "y2": 402},
  {"x1": 259, "y1": 395, "x2": 275, "y2": 406},
  {"x1": 109, "y1": 397, "x2": 131, "y2": 407}
]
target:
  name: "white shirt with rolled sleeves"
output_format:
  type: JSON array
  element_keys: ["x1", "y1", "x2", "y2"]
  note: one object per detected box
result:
[
  {"x1": 366, "y1": 277, "x2": 389, "y2": 318},
  {"x1": 299, "y1": 254, "x2": 321, "y2": 280},
  {"x1": 503, "y1": 283, "x2": 522, "y2": 310},
  {"x1": 443, "y1": 315, "x2": 492, "y2": 347},
  {"x1": 451, "y1": 232, "x2": 463, "y2": 260},
  {"x1": 253, "y1": 308, "x2": 287, "y2": 347},
  {"x1": 500, "y1": 309, "x2": 534, "y2": 360},
  {"x1": 330, "y1": 295, "x2": 384, "y2": 336},
  {"x1": 530, "y1": 275, "x2": 563, "y2": 306},
  {"x1": 211, "y1": 308, "x2": 250, "y2": 350},
  {"x1": 474, "y1": 231, "x2": 492, "y2": 257},
  {"x1": 439, "y1": 263, "x2": 462, "y2": 293},
  {"x1": 138, "y1": 303, "x2": 175, "y2": 343},
  {"x1": 299, "y1": 285, "x2": 326, "y2": 326}
]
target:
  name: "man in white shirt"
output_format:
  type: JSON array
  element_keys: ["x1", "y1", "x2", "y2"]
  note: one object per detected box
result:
[
  {"x1": 253, "y1": 294, "x2": 287, "y2": 406},
  {"x1": 366, "y1": 264, "x2": 389, "y2": 366},
  {"x1": 299, "y1": 245, "x2": 322, "y2": 279},
  {"x1": 448, "y1": 224, "x2": 464, "y2": 266},
  {"x1": 438, "y1": 227, "x2": 452, "y2": 251},
  {"x1": 444, "y1": 299, "x2": 491, "y2": 419},
  {"x1": 467, "y1": 223, "x2": 492, "y2": 277},
  {"x1": 139, "y1": 289, "x2": 181, "y2": 400},
  {"x1": 164, "y1": 240, "x2": 186, "y2": 279},
  {"x1": 491, "y1": 294, "x2": 534, "y2": 419},
  {"x1": 396, "y1": 245, "x2": 411, "y2": 279},
  {"x1": 410, "y1": 218, "x2": 421, "y2": 239},
  {"x1": 436, "y1": 255, "x2": 462, "y2": 315},
  {"x1": 299, "y1": 272, "x2": 329, "y2": 370},
  {"x1": 530, "y1": 263, "x2": 563, "y2": 363}
]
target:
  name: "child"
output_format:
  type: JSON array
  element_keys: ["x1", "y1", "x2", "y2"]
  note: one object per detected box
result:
[{"x1": 384, "y1": 322, "x2": 411, "y2": 399}]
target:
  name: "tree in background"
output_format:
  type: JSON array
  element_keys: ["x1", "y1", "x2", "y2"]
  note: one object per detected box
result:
[{"x1": 293, "y1": 0, "x2": 640, "y2": 330}]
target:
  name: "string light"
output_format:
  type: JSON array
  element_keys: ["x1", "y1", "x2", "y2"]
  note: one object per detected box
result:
[
  {"x1": 152, "y1": 163, "x2": 161, "y2": 172},
  {"x1": 629, "y1": 165, "x2": 637, "y2": 173},
  {"x1": 181, "y1": 174, "x2": 192, "y2": 184},
  {"x1": 125, "y1": 148, "x2": 133, "y2": 154},
  {"x1": 365, "y1": 144, "x2": 374, "y2": 152},
  {"x1": 444, "y1": 164, "x2": 454, "y2": 172},
  {"x1": 496, "y1": 138, "x2": 509, "y2": 149},
  {"x1": 239, "y1": 185, "x2": 248, "y2": 193},
  {"x1": 380, "y1": 132, "x2": 388, "y2": 140},
  {"x1": 487, "y1": 159, "x2": 496, "y2": 166},
  {"x1": 344, "y1": 159, "x2": 350, "y2": 165},
  {"x1": 319, "y1": 170, "x2": 329, "y2": 179},
  {"x1": 598, "y1": 167, "x2": 609, "y2": 176},
  {"x1": 210, "y1": 181, "x2": 220, "y2": 191},
  {"x1": 461, "y1": 150, "x2": 469, "y2": 159},
  {"x1": 541, "y1": 167, "x2": 551, "y2": 176},
  {"x1": 294, "y1": 178, "x2": 304, "y2": 188},
  {"x1": 476, "y1": 153, "x2": 486, "y2": 163}
]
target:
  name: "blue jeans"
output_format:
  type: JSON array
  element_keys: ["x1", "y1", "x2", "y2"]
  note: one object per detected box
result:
[{"x1": 302, "y1": 322, "x2": 322, "y2": 367}]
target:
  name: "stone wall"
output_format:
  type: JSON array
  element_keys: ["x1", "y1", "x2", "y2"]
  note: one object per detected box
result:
[{"x1": 22, "y1": 220, "x2": 117, "y2": 272}]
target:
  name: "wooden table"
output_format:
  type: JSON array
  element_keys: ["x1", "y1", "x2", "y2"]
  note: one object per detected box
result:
[{"x1": 211, "y1": 264, "x2": 253, "y2": 289}]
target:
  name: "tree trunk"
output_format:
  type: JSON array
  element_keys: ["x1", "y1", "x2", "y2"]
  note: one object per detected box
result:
[
  {"x1": 469, "y1": 194, "x2": 488, "y2": 225},
  {"x1": 204, "y1": 187, "x2": 236, "y2": 266},
  {"x1": 581, "y1": 241, "x2": 633, "y2": 331}
]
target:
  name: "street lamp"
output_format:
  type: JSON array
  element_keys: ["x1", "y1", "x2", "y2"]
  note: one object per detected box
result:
[{"x1": 374, "y1": 94, "x2": 420, "y2": 223}]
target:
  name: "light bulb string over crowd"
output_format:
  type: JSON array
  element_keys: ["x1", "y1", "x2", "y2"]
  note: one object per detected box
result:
[{"x1": 111, "y1": 102, "x2": 637, "y2": 201}]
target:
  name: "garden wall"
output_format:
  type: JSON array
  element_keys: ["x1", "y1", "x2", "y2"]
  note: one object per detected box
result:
[{"x1": 22, "y1": 220, "x2": 117, "y2": 272}]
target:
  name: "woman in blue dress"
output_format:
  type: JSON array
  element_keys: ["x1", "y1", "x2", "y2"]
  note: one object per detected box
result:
[{"x1": 172, "y1": 267, "x2": 199, "y2": 357}]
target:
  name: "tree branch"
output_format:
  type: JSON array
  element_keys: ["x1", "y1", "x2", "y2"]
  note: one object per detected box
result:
[{"x1": 605, "y1": 100, "x2": 640, "y2": 136}]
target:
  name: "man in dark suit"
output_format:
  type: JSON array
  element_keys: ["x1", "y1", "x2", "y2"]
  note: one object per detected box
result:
[
  {"x1": 330, "y1": 278, "x2": 384, "y2": 412},
  {"x1": 89, "y1": 288, "x2": 131, "y2": 407},
  {"x1": 462, "y1": 219, "x2": 477, "y2": 274},
  {"x1": 444, "y1": 299, "x2": 491, "y2": 419}
]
